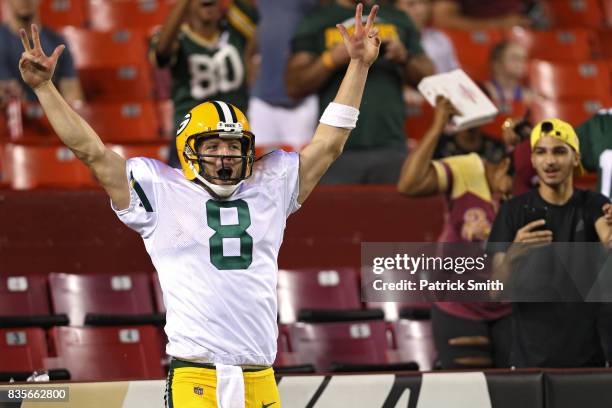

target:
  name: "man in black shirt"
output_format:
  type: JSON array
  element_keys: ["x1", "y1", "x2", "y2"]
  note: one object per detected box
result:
[{"x1": 488, "y1": 118, "x2": 612, "y2": 368}]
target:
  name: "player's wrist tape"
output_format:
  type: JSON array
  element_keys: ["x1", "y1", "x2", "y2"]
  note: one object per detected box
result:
[{"x1": 319, "y1": 102, "x2": 359, "y2": 129}]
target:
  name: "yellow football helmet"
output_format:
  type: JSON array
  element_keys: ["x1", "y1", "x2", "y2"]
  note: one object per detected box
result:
[{"x1": 176, "y1": 100, "x2": 255, "y2": 190}]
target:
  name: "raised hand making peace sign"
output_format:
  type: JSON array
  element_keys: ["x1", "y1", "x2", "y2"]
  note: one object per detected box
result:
[
  {"x1": 336, "y1": 3, "x2": 381, "y2": 67},
  {"x1": 18, "y1": 24, "x2": 66, "y2": 90}
]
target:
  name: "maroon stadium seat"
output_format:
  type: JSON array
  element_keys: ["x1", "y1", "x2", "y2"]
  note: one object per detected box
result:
[
  {"x1": 40, "y1": 0, "x2": 88, "y2": 29},
  {"x1": 49, "y1": 272, "x2": 156, "y2": 326},
  {"x1": 88, "y1": 0, "x2": 171, "y2": 31},
  {"x1": 439, "y1": 29, "x2": 505, "y2": 82},
  {"x1": 366, "y1": 302, "x2": 432, "y2": 321},
  {"x1": 405, "y1": 101, "x2": 435, "y2": 141},
  {"x1": 48, "y1": 325, "x2": 164, "y2": 380},
  {"x1": 73, "y1": 102, "x2": 161, "y2": 143},
  {"x1": 601, "y1": 0, "x2": 612, "y2": 25},
  {"x1": 0, "y1": 275, "x2": 51, "y2": 316},
  {"x1": 545, "y1": 0, "x2": 605, "y2": 28},
  {"x1": 287, "y1": 320, "x2": 389, "y2": 371},
  {"x1": 0, "y1": 327, "x2": 48, "y2": 373},
  {"x1": 509, "y1": 28, "x2": 594, "y2": 62},
  {"x1": 529, "y1": 60, "x2": 610, "y2": 100},
  {"x1": 3, "y1": 144, "x2": 95, "y2": 190},
  {"x1": 108, "y1": 142, "x2": 169, "y2": 162},
  {"x1": 60, "y1": 27, "x2": 154, "y2": 102},
  {"x1": 531, "y1": 98, "x2": 611, "y2": 126},
  {"x1": 390, "y1": 319, "x2": 437, "y2": 371},
  {"x1": 277, "y1": 268, "x2": 361, "y2": 324}
]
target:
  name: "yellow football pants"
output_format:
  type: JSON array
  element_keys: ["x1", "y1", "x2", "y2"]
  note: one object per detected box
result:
[{"x1": 165, "y1": 359, "x2": 281, "y2": 408}]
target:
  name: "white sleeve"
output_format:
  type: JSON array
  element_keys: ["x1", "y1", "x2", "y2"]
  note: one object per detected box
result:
[
  {"x1": 111, "y1": 157, "x2": 159, "y2": 238},
  {"x1": 282, "y1": 151, "x2": 301, "y2": 216}
]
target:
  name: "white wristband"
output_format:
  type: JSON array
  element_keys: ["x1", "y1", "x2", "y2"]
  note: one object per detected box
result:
[{"x1": 319, "y1": 102, "x2": 360, "y2": 129}]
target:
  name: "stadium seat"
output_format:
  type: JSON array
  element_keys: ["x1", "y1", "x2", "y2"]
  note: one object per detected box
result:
[
  {"x1": 49, "y1": 272, "x2": 156, "y2": 326},
  {"x1": 531, "y1": 98, "x2": 611, "y2": 125},
  {"x1": 528, "y1": 60, "x2": 610, "y2": 100},
  {"x1": 603, "y1": 0, "x2": 612, "y2": 25},
  {"x1": 545, "y1": 0, "x2": 605, "y2": 28},
  {"x1": 88, "y1": 0, "x2": 171, "y2": 31},
  {"x1": 596, "y1": 29, "x2": 612, "y2": 58},
  {"x1": 40, "y1": 0, "x2": 88, "y2": 29},
  {"x1": 74, "y1": 102, "x2": 161, "y2": 143},
  {"x1": 439, "y1": 29, "x2": 505, "y2": 82},
  {"x1": 0, "y1": 275, "x2": 52, "y2": 317},
  {"x1": 60, "y1": 28, "x2": 154, "y2": 102},
  {"x1": 48, "y1": 325, "x2": 164, "y2": 380},
  {"x1": 366, "y1": 302, "x2": 432, "y2": 321},
  {"x1": 405, "y1": 102, "x2": 435, "y2": 141},
  {"x1": 509, "y1": 28, "x2": 594, "y2": 61},
  {"x1": 390, "y1": 319, "x2": 436, "y2": 371},
  {"x1": 287, "y1": 320, "x2": 389, "y2": 372},
  {"x1": 277, "y1": 268, "x2": 362, "y2": 324},
  {"x1": 156, "y1": 99, "x2": 174, "y2": 139},
  {"x1": 3, "y1": 144, "x2": 95, "y2": 190},
  {"x1": 108, "y1": 142, "x2": 169, "y2": 162},
  {"x1": 0, "y1": 327, "x2": 48, "y2": 373}
]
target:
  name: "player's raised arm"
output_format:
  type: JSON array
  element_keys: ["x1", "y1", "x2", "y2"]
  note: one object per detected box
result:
[
  {"x1": 18, "y1": 24, "x2": 129, "y2": 209},
  {"x1": 297, "y1": 3, "x2": 380, "y2": 204}
]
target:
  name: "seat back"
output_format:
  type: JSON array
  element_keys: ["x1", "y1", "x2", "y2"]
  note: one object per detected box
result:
[
  {"x1": 392, "y1": 319, "x2": 436, "y2": 371},
  {"x1": 440, "y1": 29, "x2": 505, "y2": 82},
  {"x1": 88, "y1": 0, "x2": 171, "y2": 31},
  {"x1": 0, "y1": 327, "x2": 48, "y2": 372},
  {"x1": 108, "y1": 142, "x2": 169, "y2": 162},
  {"x1": 545, "y1": 0, "x2": 605, "y2": 28},
  {"x1": 0, "y1": 275, "x2": 51, "y2": 316},
  {"x1": 40, "y1": 0, "x2": 88, "y2": 29},
  {"x1": 509, "y1": 28, "x2": 594, "y2": 61},
  {"x1": 529, "y1": 60, "x2": 610, "y2": 100}
]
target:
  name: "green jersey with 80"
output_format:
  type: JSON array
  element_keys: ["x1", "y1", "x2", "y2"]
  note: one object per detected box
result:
[{"x1": 576, "y1": 109, "x2": 612, "y2": 198}]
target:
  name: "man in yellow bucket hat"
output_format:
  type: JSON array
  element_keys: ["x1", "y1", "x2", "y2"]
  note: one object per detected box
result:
[{"x1": 487, "y1": 118, "x2": 612, "y2": 367}]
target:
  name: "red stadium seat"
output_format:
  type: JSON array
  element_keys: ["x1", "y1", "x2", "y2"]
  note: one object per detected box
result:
[
  {"x1": 74, "y1": 102, "x2": 161, "y2": 143},
  {"x1": 0, "y1": 328, "x2": 48, "y2": 373},
  {"x1": 60, "y1": 28, "x2": 154, "y2": 101},
  {"x1": 596, "y1": 29, "x2": 612, "y2": 58},
  {"x1": 529, "y1": 60, "x2": 610, "y2": 100},
  {"x1": 545, "y1": 0, "x2": 605, "y2": 28},
  {"x1": 440, "y1": 29, "x2": 505, "y2": 82},
  {"x1": 405, "y1": 102, "x2": 435, "y2": 141},
  {"x1": 366, "y1": 302, "x2": 431, "y2": 321},
  {"x1": 0, "y1": 275, "x2": 52, "y2": 316},
  {"x1": 509, "y1": 28, "x2": 594, "y2": 61},
  {"x1": 288, "y1": 320, "x2": 389, "y2": 372},
  {"x1": 40, "y1": 0, "x2": 88, "y2": 29},
  {"x1": 156, "y1": 99, "x2": 174, "y2": 139},
  {"x1": 48, "y1": 325, "x2": 164, "y2": 380},
  {"x1": 390, "y1": 319, "x2": 436, "y2": 371},
  {"x1": 49, "y1": 272, "x2": 156, "y2": 326},
  {"x1": 108, "y1": 142, "x2": 169, "y2": 162},
  {"x1": 603, "y1": 0, "x2": 612, "y2": 25},
  {"x1": 3, "y1": 144, "x2": 94, "y2": 189},
  {"x1": 530, "y1": 98, "x2": 610, "y2": 125},
  {"x1": 277, "y1": 268, "x2": 361, "y2": 324},
  {"x1": 88, "y1": 0, "x2": 171, "y2": 31}
]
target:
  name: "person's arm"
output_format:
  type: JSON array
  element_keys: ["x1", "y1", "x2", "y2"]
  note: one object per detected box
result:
[
  {"x1": 58, "y1": 77, "x2": 83, "y2": 105},
  {"x1": 154, "y1": 0, "x2": 190, "y2": 63},
  {"x1": 432, "y1": 0, "x2": 530, "y2": 30},
  {"x1": 297, "y1": 3, "x2": 380, "y2": 204},
  {"x1": 595, "y1": 203, "x2": 612, "y2": 248},
  {"x1": 19, "y1": 25, "x2": 129, "y2": 208},
  {"x1": 397, "y1": 96, "x2": 453, "y2": 196}
]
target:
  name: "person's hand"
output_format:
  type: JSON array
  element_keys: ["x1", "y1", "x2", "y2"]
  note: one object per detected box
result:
[
  {"x1": 603, "y1": 203, "x2": 612, "y2": 225},
  {"x1": 508, "y1": 220, "x2": 552, "y2": 259},
  {"x1": 431, "y1": 95, "x2": 458, "y2": 131},
  {"x1": 336, "y1": 3, "x2": 381, "y2": 67},
  {"x1": 502, "y1": 118, "x2": 521, "y2": 147},
  {"x1": 18, "y1": 24, "x2": 65, "y2": 90},
  {"x1": 382, "y1": 39, "x2": 409, "y2": 64}
]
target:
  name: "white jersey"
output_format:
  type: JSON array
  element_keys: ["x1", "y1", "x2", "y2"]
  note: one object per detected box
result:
[{"x1": 112, "y1": 150, "x2": 300, "y2": 366}]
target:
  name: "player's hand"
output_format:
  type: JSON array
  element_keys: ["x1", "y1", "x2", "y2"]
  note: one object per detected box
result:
[
  {"x1": 382, "y1": 39, "x2": 409, "y2": 64},
  {"x1": 336, "y1": 3, "x2": 381, "y2": 67},
  {"x1": 18, "y1": 24, "x2": 65, "y2": 90}
]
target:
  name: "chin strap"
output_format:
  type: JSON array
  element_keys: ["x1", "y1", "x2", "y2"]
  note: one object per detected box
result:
[{"x1": 189, "y1": 161, "x2": 242, "y2": 198}]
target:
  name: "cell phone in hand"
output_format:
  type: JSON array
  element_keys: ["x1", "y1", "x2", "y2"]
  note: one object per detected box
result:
[{"x1": 523, "y1": 205, "x2": 548, "y2": 231}]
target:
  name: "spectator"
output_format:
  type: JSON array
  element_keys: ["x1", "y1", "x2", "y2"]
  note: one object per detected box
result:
[
  {"x1": 482, "y1": 41, "x2": 533, "y2": 116},
  {"x1": 0, "y1": 0, "x2": 82, "y2": 107},
  {"x1": 152, "y1": 0, "x2": 258, "y2": 168},
  {"x1": 432, "y1": 0, "x2": 534, "y2": 30},
  {"x1": 434, "y1": 126, "x2": 506, "y2": 164},
  {"x1": 248, "y1": 0, "x2": 319, "y2": 152},
  {"x1": 576, "y1": 109, "x2": 612, "y2": 198},
  {"x1": 488, "y1": 118, "x2": 612, "y2": 367},
  {"x1": 396, "y1": 0, "x2": 459, "y2": 74},
  {"x1": 286, "y1": 0, "x2": 435, "y2": 184},
  {"x1": 502, "y1": 116, "x2": 538, "y2": 195},
  {"x1": 398, "y1": 96, "x2": 514, "y2": 369}
]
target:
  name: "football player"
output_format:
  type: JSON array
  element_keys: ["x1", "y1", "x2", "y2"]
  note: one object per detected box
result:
[{"x1": 18, "y1": 3, "x2": 380, "y2": 407}]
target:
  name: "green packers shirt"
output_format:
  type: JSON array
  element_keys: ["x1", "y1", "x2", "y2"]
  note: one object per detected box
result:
[{"x1": 291, "y1": 3, "x2": 424, "y2": 150}]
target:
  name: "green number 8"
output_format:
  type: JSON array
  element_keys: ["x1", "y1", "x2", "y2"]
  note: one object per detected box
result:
[{"x1": 206, "y1": 199, "x2": 253, "y2": 270}]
